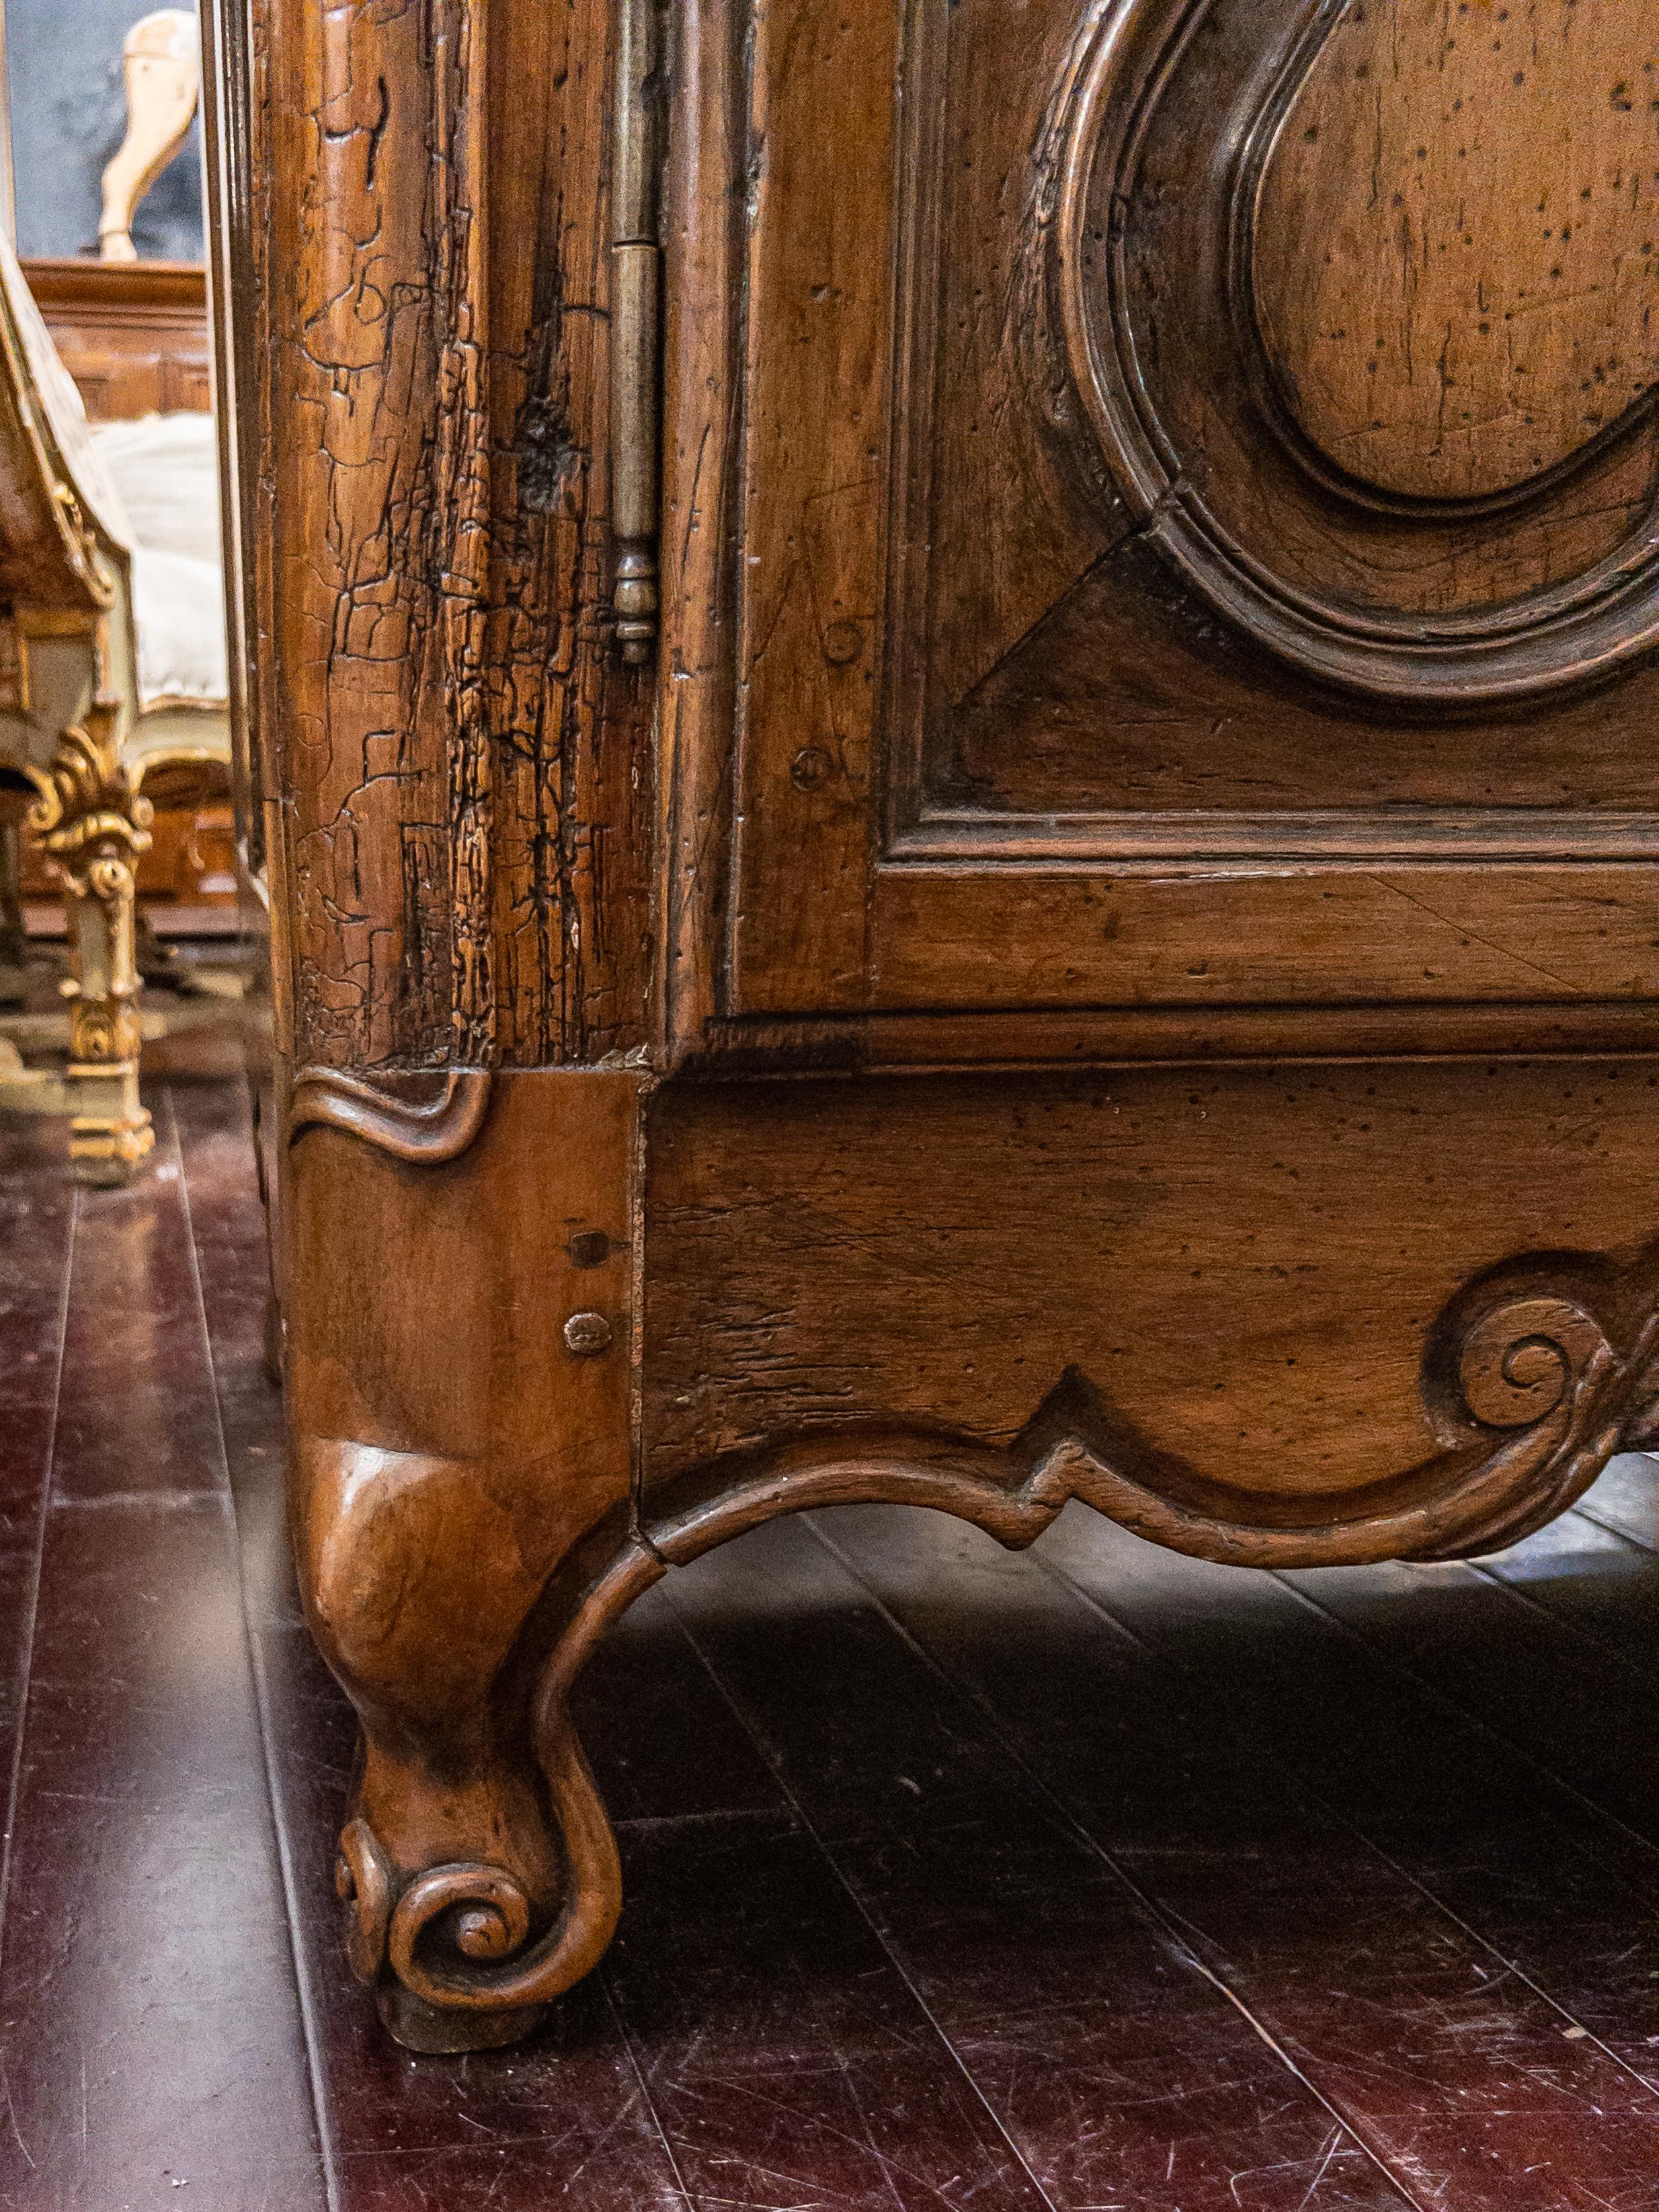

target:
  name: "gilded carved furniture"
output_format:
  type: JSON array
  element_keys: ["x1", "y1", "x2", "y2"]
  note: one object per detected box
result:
[
  {"x1": 235, "y1": 0, "x2": 1659, "y2": 2052},
  {"x1": 0, "y1": 246, "x2": 157, "y2": 1174},
  {"x1": 0, "y1": 251, "x2": 231, "y2": 1174},
  {"x1": 0, "y1": 10, "x2": 231, "y2": 1177},
  {"x1": 18, "y1": 257, "x2": 230, "y2": 910}
]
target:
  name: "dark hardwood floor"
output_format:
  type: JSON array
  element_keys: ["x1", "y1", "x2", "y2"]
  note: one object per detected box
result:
[{"x1": 3, "y1": 1046, "x2": 1659, "y2": 2210}]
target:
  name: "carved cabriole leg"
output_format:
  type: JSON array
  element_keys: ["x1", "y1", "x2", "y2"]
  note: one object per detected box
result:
[
  {"x1": 27, "y1": 715, "x2": 155, "y2": 1183},
  {"x1": 287, "y1": 1071, "x2": 1659, "y2": 2058},
  {"x1": 59, "y1": 838, "x2": 151, "y2": 1181},
  {"x1": 284, "y1": 1067, "x2": 641, "y2": 2053}
]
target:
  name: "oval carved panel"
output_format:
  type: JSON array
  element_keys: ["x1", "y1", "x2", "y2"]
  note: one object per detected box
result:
[
  {"x1": 1252, "y1": 0, "x2": 1659, "y2": 505},
  {"x1": 1039, "y1": 0, "x2": 1659, "y2": 705}
]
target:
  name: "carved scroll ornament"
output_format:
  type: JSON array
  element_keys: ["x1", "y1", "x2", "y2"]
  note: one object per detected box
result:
[
  {"x1": 1035, "y1": 0, "x2": 1659, "y2": 704},
  {"x1": 287, "y1": 1066, "x2": 493, "y2": 1163},
  {"x1": 335, "y1": 1247, "x2": 1659, "y2": 2030},
  {"x1": 26, "y1": 714, "x2": 153, "y2": 870},
  {"x1": 27, "y1": 715, "x2": 155, "y2": 1102}
]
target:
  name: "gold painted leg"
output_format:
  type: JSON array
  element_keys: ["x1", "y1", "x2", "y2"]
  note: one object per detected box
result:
[{"x1": 28, "y1": 714, "x2": 155, "y2": 1184}]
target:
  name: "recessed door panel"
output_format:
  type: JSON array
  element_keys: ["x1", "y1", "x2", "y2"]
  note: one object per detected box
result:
[{"x1": 672, "y1": 0, "x2": 1659, "y2": 1050}]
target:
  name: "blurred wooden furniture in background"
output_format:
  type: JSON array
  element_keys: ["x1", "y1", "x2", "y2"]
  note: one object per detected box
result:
[
  {"x1": 0, "y1": 239, "x2": 161, "y2": 1173},
  {"x1": 24, "y1": 257, "x2": 210, "y2": 421},
  {"x1": 0, "y1": 6, "x2": 230, "y2": 1176},
  {"x1": 14, "y1": 261, "x2": 229, "y2": 918},
  {"x1": 15, "y1": 5, "x2": 224, "y2": 916}
]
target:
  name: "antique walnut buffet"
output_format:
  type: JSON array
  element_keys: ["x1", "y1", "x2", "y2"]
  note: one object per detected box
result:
[{"x1": 230, "y1": 0, "x2": 1659, "y2": 2051}]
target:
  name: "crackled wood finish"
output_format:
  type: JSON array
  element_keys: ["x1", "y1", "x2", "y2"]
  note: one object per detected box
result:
[
  {"x1": 240, "y1": 0, "x2": 1659, "y2": 2055},
  {"x1": 258, "y1": 0, "x2": 649, "y2": 1074}
]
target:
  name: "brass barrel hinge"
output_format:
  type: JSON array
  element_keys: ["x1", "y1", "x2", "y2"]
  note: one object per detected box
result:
[{"x1": 610, "y1": 0, "x2": 664, "y2": 667}]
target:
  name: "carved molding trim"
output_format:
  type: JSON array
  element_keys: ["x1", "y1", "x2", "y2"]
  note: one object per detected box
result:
[
  {"x1": 1038, "y1": 0, "x2": 1659, "y2": 705},
  {"x1": 28, "y1": 712, "x2": 156, "y2": 1105},
  {"x1": 337, "y1": 1249, "x2": 1659, "y2": 2026},
  {"x1": 286, "y1": 1066, "x2": 493, "y2": 1163}
]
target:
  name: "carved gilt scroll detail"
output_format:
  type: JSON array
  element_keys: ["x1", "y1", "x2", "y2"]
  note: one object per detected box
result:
[{"x1": 26, "y1": 711, "x2": 156, "y2": 1177}]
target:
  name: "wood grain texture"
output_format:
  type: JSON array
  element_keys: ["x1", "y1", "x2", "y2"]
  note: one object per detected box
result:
[
  {"x1": 22, "y1": 1056, "x2": 1659, "y2": 2187},
  {"x1": 866, "y1": 860, "x2": 1659, "y2": 1014},
  {"x1": 727, "y1": 0, "x2": 900, "y2": 1012},
  {"x1": 255, "y1": 0, "x2": 650, "y2": 1075},
  {"x1": 655, "y1": 0, "x2": 743, "y2": 1059},
  {"x1": 639, "y1": 1064, "x2": 1659, "y2": 1504},
  {"x1": 258, "y1": 0, "x2": 486, "y2": 1067},
  {"x1": 1056, "y1": 0, "x2": 1659, "y2": 675},
  {"x1": 659, "y1": 0, "x2": 1659, "y2": 1054},
  {"x1": 241, "y1": 0, "x2": 1659, "y2": 2066},
  {"x1": 828, "y1": 1500, "x2": 1659, "y2": 2211},
  {"x1": 0, "y1": 1094, "x2": 325, "y2": 2212},
  {"x1": 936, "y1": 533, "x2": 1659, "y2": 829},
  {"x1": 656, "y1": 1522, "x2": 1399, "y2": 2211},
  {"x1": 481, "y1": 0, "x2": 653, "y2": 1068},
  {"x1": 1254, "y1": 0, "x2": 1659, "y2": 502}
]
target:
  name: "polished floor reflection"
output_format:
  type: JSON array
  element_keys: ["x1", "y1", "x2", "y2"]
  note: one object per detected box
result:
[{"x1": 3, "y1": 1048, "x2": 1659, "y2": 2210}]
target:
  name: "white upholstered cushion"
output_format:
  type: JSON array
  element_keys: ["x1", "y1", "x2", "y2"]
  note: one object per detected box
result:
[{"x1": 88, "y1": 412, "x2": 228, "y2": 710}]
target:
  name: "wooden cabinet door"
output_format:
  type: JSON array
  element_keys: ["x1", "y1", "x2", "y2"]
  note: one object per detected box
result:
[{"x1": 663, "y1": 0, "x2": 1659, "y2": 1063}]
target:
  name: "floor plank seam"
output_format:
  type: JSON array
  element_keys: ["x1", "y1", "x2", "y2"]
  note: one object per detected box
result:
[
  {"x1": 47, "y1": 1485, "x2": 233, "y2": 1512},
  {"x1": 9, "y1": 1062, "x2": 1657, "y2": 2205},
  {"x1": 1262, "y1": 1562, "x2": 1659, "y2": 1871},
  {"x1": 1467, "y1": 1545, "x2": 1659, "y2": 1696},
  {"x1": 595, "y1": 1971, "x2": 698, "y2": 2211},
  {"x1": 244, "y1": 1624, "x2": 346, "y2": 2212},
  {"x1": 0, "y1": 1176, "x2": 74, "y2": 1986},
  {"x1": 996, "y1": 1538, "x2": 1659, "y2": 2108},
  {"x1": 659, "y1": 1565, "x2": 1071, "y2": 2212},
  {"x1": 801, "y1": 1513, "x2": 1426, "y2": 2212},
  {"x1": 611, "y1": 1803, "x2": 801, "y2": 1837},
  {"x1": 1573, "y1": 1496, "x2": 1659, "y2": 1557},
  {"x1": 169, "y1": 1081, "x2": 344, "y2": 2212}
]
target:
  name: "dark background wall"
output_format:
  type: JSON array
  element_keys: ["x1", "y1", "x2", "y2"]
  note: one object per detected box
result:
[{"x1": 7, "y1": 0, "x2": 203, "y2": 261}]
